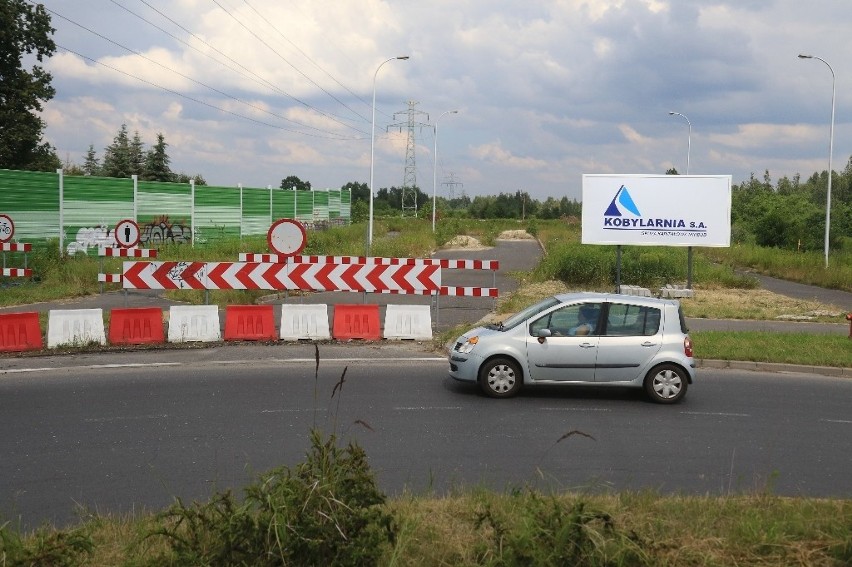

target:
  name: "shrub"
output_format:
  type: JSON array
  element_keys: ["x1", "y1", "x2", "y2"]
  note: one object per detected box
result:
[{"x1": 143, "y1": 429, "x2": 394, "y2": 566}]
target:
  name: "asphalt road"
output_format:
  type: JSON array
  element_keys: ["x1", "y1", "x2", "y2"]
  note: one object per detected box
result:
[{"x1": 1, "y1": 350, "x2": 850, "y2": 531}]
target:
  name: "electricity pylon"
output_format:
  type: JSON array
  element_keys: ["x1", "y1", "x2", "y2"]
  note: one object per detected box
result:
[{"x1": 388, "y1": 100, "x2": 429, "y2": 217}]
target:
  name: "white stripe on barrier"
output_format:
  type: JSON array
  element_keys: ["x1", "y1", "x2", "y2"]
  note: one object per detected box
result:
[
  {"x1": 167, "y1": 305, "x2": 221, "y2": 343},
  {"x1": 279, "y1": 304, "x2": 331, "y2": 340},
  {"x1": 383, "y1": 304, "x2": 432, "y2": 340},
  {"x1": 47, "y1": 308, "x2": 106, "y2": 348}
]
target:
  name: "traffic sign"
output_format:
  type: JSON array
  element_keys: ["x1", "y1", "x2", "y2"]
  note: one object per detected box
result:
[
  {"x1": 0, "y1": 214, "x2": 14, "y2": 243},
  {"x1": 114, "y1": 219, "x2": 141, "y2": 248},
  {"x1": 267, "y1": 219, "x2": 306, "y2": 256}
]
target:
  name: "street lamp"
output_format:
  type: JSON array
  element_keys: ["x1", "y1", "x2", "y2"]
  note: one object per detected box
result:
[
  {"x1": 368, "y1": 55, "x2": 409, "y2": 255},
  {"x1": 798, "y1": 53, "x2": 835, "y2": 268},
  {"x1": 432, "y1": 110, "x2": 458, "y2": 231},
  {"x1": 669, "y1": 111, "x2": 693, "y2": 288},
  {"x1": 668, "y1": 111, "x2": 691, "y2": 174}
]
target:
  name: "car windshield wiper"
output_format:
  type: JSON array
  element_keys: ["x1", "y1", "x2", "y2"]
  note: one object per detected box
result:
[{"x1": 485, "y1": 321, "x2": 504, "y2": 331}]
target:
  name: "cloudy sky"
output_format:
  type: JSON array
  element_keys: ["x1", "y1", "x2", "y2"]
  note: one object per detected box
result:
[{"x1": 36, "y1": 0, "x2": 852, "y2": 201}]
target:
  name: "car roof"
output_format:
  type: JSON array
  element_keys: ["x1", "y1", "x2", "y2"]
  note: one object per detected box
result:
[{"x1": 553, "y1": 291, "x2": 680, "y2": 308}]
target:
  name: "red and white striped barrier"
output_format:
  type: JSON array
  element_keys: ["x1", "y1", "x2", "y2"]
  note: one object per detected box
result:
[
  {"x1": 98, "y1": 273, "x2": 123, "y2": 283},
  {"x1": 238, "y1": 253, "x2": 498, "y2": 271},
  {"x1": 99, "y1": 247, "x2": 157, "y2": 258},
  {"x1": 2, "y1": 268, "x2": 31, "y2": 277},
  {"x1": 122, "y1": 261, "x2": 442, "y2": 294},
  {"x1": 1, "y1": 243, "x2": 32, "y2": 252}
]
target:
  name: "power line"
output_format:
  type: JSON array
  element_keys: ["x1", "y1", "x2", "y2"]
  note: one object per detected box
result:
[
  {"x1": 55, "y1": 44, "x2": 354, "y2": 139},
  {"x1": 39, "y1": 3, "x2": 362, "y2": 139},
  {"x1": 209, "y1": 0, "x2": 371, "y2": 125},
  {"x1": 134, "y1": 0, "x2": 367, "y2": 132},
  {"x1": 241, "y1": 0, "x2": 374, "y2": 119}
]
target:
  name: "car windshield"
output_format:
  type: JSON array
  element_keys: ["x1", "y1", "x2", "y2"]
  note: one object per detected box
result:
[{"x1": 488, "y1": 296, "x2": 562, "y2": 331}]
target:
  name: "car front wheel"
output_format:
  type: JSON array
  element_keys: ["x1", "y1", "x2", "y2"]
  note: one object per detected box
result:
[
  {"x1": 644, "y1": 364, "x2": 688, "y2": 404},
  {"x1": 479, "y1": 357, "x2": 522, "y2": 398}
]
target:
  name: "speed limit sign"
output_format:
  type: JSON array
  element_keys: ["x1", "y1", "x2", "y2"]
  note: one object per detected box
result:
[
  {"x1": 0, "y1": 214, "x2": 13, "y2": 243},
  {"x1": 267, "y1": 219, "x2": 307, "y2": 256}
]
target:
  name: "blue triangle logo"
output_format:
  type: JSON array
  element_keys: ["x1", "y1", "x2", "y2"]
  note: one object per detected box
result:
[{"x1": 604, "y1": 185, "x2": 641, "y2": 217}]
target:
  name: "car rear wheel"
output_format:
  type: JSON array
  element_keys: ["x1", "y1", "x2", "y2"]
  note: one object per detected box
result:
[
  {"x1": 644, "y1": 364, "x2": 688, "y2": 404},
  {"x1": 479, "y1": 357, "x2": 522, "y2": 398}
]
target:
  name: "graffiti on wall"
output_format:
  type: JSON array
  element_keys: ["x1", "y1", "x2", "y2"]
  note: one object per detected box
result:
[{"x1": 65, "y1": 216, "x2": 192, "y2": 254}]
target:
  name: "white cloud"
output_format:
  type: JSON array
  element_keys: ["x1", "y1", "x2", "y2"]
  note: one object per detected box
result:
[{"x1": 35, "y1": 0, "x2": 852, "y2": 198}]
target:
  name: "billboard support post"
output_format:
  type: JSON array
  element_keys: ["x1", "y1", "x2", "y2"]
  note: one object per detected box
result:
[{"x1": 615, "y1": 245, "x2": 622, "y2": 293}]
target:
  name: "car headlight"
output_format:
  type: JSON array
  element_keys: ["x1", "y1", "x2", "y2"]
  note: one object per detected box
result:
[{"x1": 455, "y1": 335, "x2": 479, "y2": 354}]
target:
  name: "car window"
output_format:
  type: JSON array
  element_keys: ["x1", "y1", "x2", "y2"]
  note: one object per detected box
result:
[
  {"x1": 499, "y1": 296, "x2": 562, "y2": 330},
  {"x1": 530, "y1": 303, "x2": 602, "y2": 336},
  {"x1": 604, "y1": 303, "x2": 661, "y2": 336}
]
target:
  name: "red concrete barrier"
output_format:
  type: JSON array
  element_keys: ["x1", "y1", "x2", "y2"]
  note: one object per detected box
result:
[
  {"x1": 108, "y1": 307, "x2": 165, "y2": 345},
  {"x1": 224, "y1": 305, "x2": 276, "y2": 341},
  {"x1": 0, "y1": 311, "x2": 43, "y2": 352},
  {"x1": 332, "y1": 304, "x2": 381, "y2": 340}
]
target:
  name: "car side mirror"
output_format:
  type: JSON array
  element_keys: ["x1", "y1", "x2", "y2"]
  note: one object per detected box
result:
[{"x1": 534, "y1": 328, "x2": 552, "y2": 343}]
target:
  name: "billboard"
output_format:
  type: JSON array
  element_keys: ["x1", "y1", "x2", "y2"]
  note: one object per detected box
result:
[{"x1": 581, "y1": 174, "x2": 731, "y2": 247}]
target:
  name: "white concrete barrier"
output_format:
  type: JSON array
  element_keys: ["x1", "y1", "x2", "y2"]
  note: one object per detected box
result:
[
  {"x1": 620, "y1": 285, "x2": 652, "y2": 297},
  {"x1": 47, "y1": 308, "x2": 106, "y2": 348},
  {"x1": 279, "y1": 304, "x2": 330, "y2": 340},
  {"x1": 659, "y1": 285, "x2": 695, "y2": 299},
  {"x1": 167, "y1": 305, "x2": 221, "y2": 342},
  {"x1": 383, "y1": 304, "x2": 432, "y2": 340}
]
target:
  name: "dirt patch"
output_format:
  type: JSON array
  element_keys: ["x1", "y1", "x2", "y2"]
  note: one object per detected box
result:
[
  {"x1": 496, "y1": 230, "x2": 535, "y2": 240},
  {"x1": 441, "y1": 235, "x2": 489, "y2": 251}
]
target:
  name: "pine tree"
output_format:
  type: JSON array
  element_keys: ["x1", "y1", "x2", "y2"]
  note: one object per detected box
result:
[
  {"x1": 143, "y1": 133, "x2": 173, "y2": 182},
  {"x1": 101, "y1": 124, "x2": 133, "y2": 178},
  {"x1": 130, "y1": 130, "x2": 145, "y2": 174},
  {"x1": 83, "y1": 144, "x2": 100, "y2": 176}
]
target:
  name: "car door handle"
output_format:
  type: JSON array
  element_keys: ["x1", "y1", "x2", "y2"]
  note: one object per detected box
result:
[
  {"x1": 579, "y1": 342, "x2": 596, "y2": 349},
  {"x1": 641, "y1": 341, "x2": 658, "y2": 347}
]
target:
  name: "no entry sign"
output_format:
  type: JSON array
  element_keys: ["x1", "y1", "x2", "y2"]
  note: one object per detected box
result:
[{"x1": 267, "y1": 219, "x2": 306, "y2": 256}]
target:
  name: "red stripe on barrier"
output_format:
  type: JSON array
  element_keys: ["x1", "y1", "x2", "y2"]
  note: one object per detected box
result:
[
  {"x1": 98, "y1": 273, "x2": 123, "y2": 283},
  {"x1": 108, "y1": 307, "x2": 164, "y2": 345},
  {"x1": 224, "y1": 305, "x2": 276, "y2": 341},
  {"x1": 332, "y1": 304, "x2": 381, "y2": 340},
  {"x1": 0, "y1": 243, "x2": 32, "y2": 252},
  {"x1": 0, "y1": 311, "x2": 43, "y2": 352}
]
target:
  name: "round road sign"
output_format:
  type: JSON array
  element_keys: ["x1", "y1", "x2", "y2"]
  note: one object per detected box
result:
[
  {"x1": 0, "y1": 214, "x2": 14, "y2": 243},
  {"x1": 115, "y1": 219, "x2": 141, "y2": 248},
  {"x1": 267, "y1": 219, "x2": 307, "y2": 256}
]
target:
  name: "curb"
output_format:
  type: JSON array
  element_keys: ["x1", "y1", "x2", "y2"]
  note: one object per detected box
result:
[{"x1": 696, "y1": 359, "x2": 851, "y2": 378}]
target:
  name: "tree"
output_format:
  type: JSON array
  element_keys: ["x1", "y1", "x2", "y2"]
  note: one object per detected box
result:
[
  {"x1": 83, "y1": 144, "x2": 100, "y2": 176},
  {"x1": 130, "y1": 130, "x2": 145, "y2": 174},
  {"x1": 0, "y1": 0, "x2": 61, "y2": 171},
  {"x1": 143, "y1": 133, "x2": 173, "y2": 181},
  {"x1": 101, "y1": 124, "x2": 133, "y2": 178},
  {"x1": 341, "y1": 181, "x2": 369, "y2": 202},
  {"x1": 280, "y1": 175, "x2": 311, "y2": 191}
]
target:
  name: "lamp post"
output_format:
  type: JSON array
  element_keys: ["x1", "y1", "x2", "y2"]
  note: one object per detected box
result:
[
  {"x1": 368, "y1": 55, "x2": 409, "y2": 255},
  {"x1": 668, "y1": 111, "x2": 691, "y2": 174},
  {"x1": 669, "y1": 111, "x2": 693, "y2": 288},
  {"x1": 432, "y1": 110, "x2": 458, "y2": 232},
  {"x1": 798, "y1": 53, "x2": 835, "y2": 268}
]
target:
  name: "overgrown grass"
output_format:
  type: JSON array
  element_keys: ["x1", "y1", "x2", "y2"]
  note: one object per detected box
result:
[{"x1": 693, "y1": 331, "x2": 852, "y2": 368}]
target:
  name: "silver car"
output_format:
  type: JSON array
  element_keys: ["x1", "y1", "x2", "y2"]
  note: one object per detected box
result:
[{"x1": 448, "y1": 292, "x2": 695, "y2": 403}]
